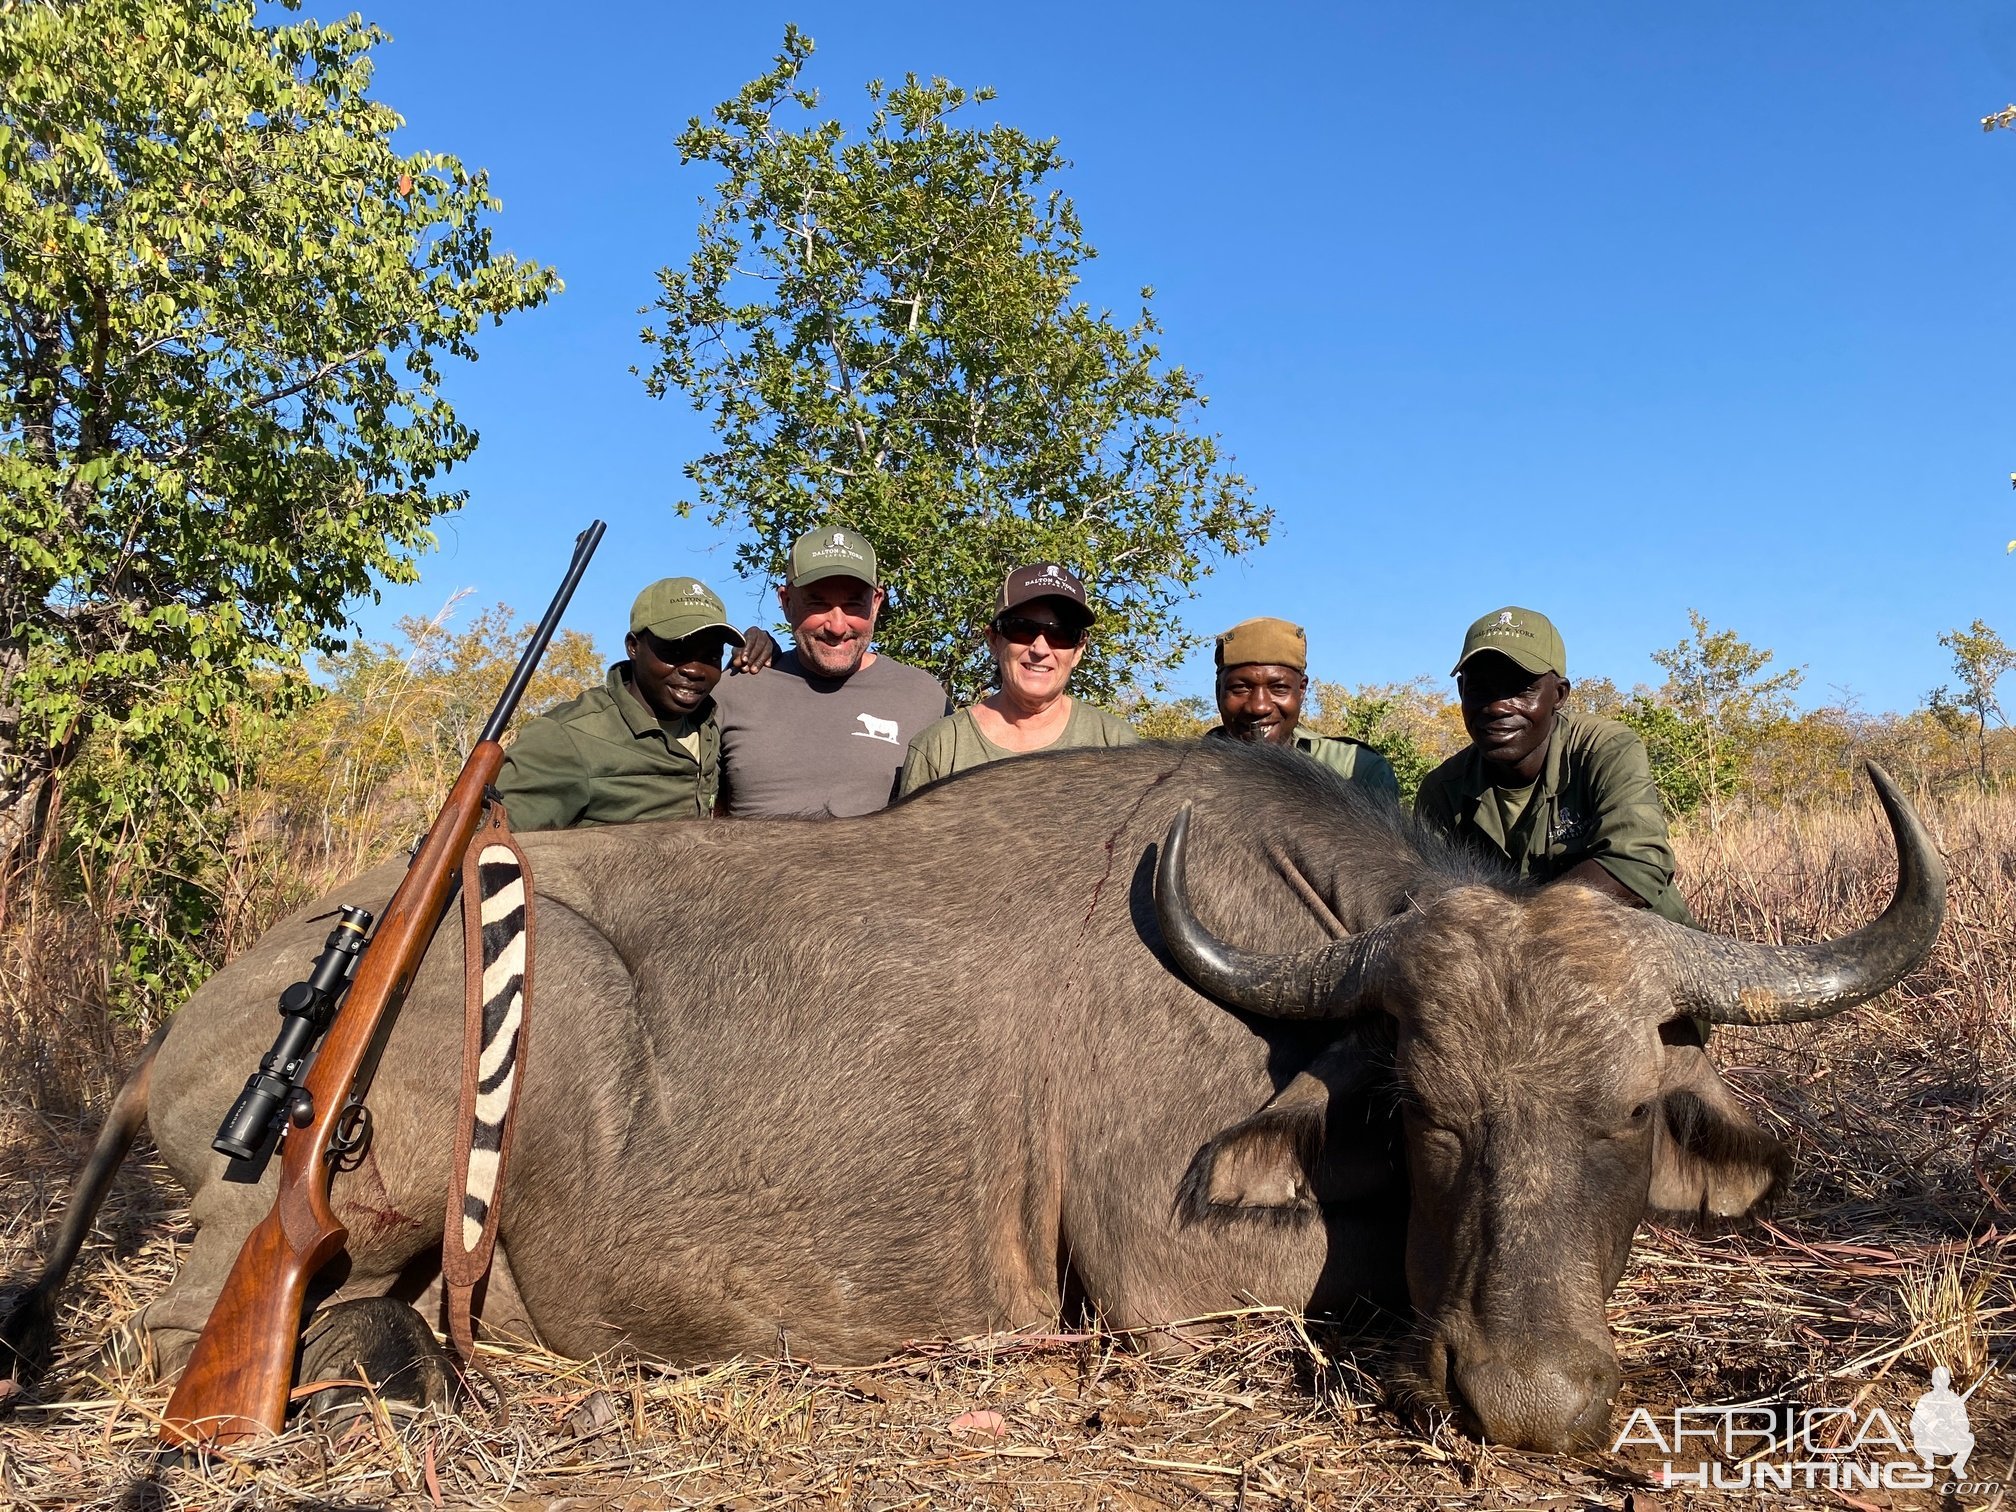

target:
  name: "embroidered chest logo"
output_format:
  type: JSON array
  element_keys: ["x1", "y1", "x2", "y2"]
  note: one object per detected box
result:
[
  {"x1": 853, "y1": 713, "x2": 900, "y2": 744},
  {"x1": 1550, "y1": 805, "x2": 1594, "y2": 847}
]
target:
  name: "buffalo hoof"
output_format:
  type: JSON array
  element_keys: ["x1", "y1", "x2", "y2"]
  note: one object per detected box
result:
[
  {"x1": 0, "y1": 1282, "x2": 60, "y2": 1398},
  {"x1": 297, "y1": 1298, "x2": 461, "y2": 1426},
  {"x1": 91, "y1": 1316, "x2": 163, "y2": 1384}
]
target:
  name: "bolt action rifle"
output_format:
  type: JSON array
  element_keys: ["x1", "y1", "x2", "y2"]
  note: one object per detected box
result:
[{"x1": 159, "y1": 520, "x2": 606, "y2": 1451}]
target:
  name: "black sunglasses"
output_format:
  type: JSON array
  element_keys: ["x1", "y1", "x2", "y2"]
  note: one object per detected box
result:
[{"x1": 993, "y1": 614, "x2": 1086, "y2": 649}]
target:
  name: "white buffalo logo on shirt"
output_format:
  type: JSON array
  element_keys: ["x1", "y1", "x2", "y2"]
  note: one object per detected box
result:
[{"x1": 853, "y1": 713, "x2": 901, "y2": 744}]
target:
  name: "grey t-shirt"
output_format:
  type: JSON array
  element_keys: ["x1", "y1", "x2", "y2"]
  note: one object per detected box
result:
[{"x1": 713, "y1": 649, "x2": 952, "y2": 818}]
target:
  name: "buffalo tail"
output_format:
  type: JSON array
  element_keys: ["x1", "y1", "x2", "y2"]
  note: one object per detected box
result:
[{"x1": 0, "y1": 1019, "x2": 169, "y2": 1399}]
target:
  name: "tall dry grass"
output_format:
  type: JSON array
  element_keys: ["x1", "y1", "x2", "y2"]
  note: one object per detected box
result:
[{"x1": 1677, "y1": 788, "x2": 2013, "y2": 1233}]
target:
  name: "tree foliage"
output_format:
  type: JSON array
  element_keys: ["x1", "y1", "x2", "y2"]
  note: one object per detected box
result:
[
  {"x1": 1931, "y1": 618, "x2": 2014, "y2": 792},
  {"x1": 58, "y1": 599, "x2": 600, "y2": 1013},
  {"x1": 1117, "y1": 694, "x2": 1213, "y2": 742},
  {"x1": 639, "y1": 27, "x2": 1267, "y2": 705},
  {"x1": 1620, "y1": 610, "x2": 1804, "y2": 821},
  {"x1": 1307, "y1": 677, "x2": 1465, "y2": 803},
  {"x1": 264, "y1": 599, "x2": 601, "y2": 874},
  {"x1": 0, "y1": 0, "x2": 559, "y2": 870}
]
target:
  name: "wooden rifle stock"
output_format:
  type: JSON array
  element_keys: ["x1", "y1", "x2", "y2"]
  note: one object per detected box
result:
[{"x1": 160, "y1": 521, "x2": 604, "y2": 1451}]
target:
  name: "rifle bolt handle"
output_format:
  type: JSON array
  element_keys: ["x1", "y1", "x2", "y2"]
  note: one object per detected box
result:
[{"x1": 287, "y1": 1088, "x2": 315, "y2": 1127}]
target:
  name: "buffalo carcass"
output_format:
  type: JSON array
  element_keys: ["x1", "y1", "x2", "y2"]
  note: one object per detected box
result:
[{"x1": 4, "y1": 740, "x2": 1942, "y2": 1452}]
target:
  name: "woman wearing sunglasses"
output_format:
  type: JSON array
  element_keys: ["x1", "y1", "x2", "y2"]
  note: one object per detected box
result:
[{"x1": 898, "y1": 563, "x2": 1137, "y2": 796}]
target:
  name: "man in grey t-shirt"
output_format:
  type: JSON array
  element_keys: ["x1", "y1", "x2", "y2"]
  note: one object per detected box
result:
[{"x1": 713, "y1": 526, "x2": 951, "y2": 818}]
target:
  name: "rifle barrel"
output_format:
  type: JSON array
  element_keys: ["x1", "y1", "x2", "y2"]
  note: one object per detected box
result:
[{"x1": 481, "y1": 519, "x2": 607, "y2": 747}]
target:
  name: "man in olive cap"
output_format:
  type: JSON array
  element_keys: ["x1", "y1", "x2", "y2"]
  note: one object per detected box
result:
[
  {"x1": 713, "y1": 526, "x2": 950, "y2": 818},
  {"x1": 1414, "y1": 606, "x2": 1695, "y2": 923},
  {"x1": 1204, "y1": 616, "x2": 1399, "y2": 800},
  {"x1": 497, "y1": 576, "x2": 766, "y2": 829}
]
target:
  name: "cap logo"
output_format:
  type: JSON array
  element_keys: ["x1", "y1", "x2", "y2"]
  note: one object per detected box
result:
[
  {"x1": 805, "y1": 533, "x2": 866, "y2": 562},
  {"x1": 689, "y1": 582, "x2": 706, "y2": 597},
  {"x1": 1047, "y1": 564, "x2": 1061, "y2": 579},
  {"x1": 1495, "y1": 611, "x2": 1516, "y2": 628}
]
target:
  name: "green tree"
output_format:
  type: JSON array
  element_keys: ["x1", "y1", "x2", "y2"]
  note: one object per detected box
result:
[
  {"x1": 1625, "y1": 610, "x2": 1804, "y2": 821},
  {"x1": 1306, "y1": 677, "x2": 1464, "y2": 804},
  {"x1": 1930, "y1": 618, "x2": 2015, "y2": 792},
  {"x1": 0, "y1": 0, "x2": 559, "y2": 872},
  {"x1": 1119, "y1": 694, "x2": 1213, "y2": 742},
  {"x1": 1617, "y1": 699, "x2": 1712, "y2": 817},
  {"x1": 1564, "y1": 674, "x2": 1625, "y2": 719},
  {"x1": 638, "y1": 28, "x2": 1267, "y2": 705}
]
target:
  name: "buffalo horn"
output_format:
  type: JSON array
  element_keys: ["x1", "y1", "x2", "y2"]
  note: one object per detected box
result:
[
  {"x1": 1154, "y1": 804, "x2": 1397, "y2": 1018},
  {"x1": 1652, "y1": 762, "x2": 1946, "y2": 1026}
]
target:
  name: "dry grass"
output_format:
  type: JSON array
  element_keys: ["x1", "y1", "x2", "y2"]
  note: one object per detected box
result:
[
  {"x1": 2, "y1": 788, "x2": 2013, "y2": 1508},
  {"x1": 0, "y1": 875, "x2": 146, "y2": 1123}
]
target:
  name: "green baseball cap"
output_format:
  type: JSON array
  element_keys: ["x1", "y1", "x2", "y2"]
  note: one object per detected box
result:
[
  {"x1": 1453, "y1": 606, "x2": 1566, "y2": 678},
  {"x1": 787, "y1": 526, "x2": 879, "y2": 589},
  {"x1": 629, "y1": 577, "x2": 744, "y2": 647}
]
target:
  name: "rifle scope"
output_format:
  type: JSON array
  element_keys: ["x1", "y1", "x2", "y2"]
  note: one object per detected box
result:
[{"x1": 212, "y1": 905, "x2": 374, "y2": 1161}]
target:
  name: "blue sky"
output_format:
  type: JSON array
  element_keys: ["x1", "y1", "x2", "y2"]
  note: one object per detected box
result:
[{"x1": 341, "y1": 2, "x2": 2016, "y2": 714}]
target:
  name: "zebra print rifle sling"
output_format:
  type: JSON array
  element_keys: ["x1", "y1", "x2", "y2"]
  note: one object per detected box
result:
[{"x1": 443, "y1": 795, "x2": 534, "y2": 1377}]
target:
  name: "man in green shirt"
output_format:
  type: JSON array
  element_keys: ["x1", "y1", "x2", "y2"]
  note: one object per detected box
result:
[
  {"x1": 1203, "y1": 616, "x2": 1400, "y2": 801},
  {"x1": 1413, "y1": 606, "x2": 1696, "y2": 925},
  {"x1": 496, "y1": 577, "x2": 750, "y2": 830}
]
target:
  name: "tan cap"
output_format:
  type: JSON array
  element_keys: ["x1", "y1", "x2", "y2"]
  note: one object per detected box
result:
[
  {"x1": 996, "y1": 562, "x2": 1093, "y2": 625},
  {"x1": 788, "y1": 526, "x2": 878, "y2": 588},
  {"x1": 1215, "y1": 617, "x2": 1307, "y2": 671},
  {"x1": 629, "y1": 577, "x2": 744, "y2": 647},
  {"x1": 1453, "y1": 606, "x2": 1566, "y2": 678}
]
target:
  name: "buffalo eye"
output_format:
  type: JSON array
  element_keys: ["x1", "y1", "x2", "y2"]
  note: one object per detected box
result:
[
  {"x1": 1628, "y1": 1101, "x2": 1653, "y2": 1126},
  {"x1": 1407, "y1": 1120, "x2": 1465, "y2": 1158}
]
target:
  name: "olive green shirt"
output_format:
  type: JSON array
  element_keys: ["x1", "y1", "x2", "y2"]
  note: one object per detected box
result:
[
  {"x1": 1414, "y1": 710, "x2": 1696, "y2": 925},
  {"x1": 1203, "y1": 726, "x2": 1402, "y2": 802},
  {"x1": 898, "y1": 699, "x2": 1138, "y2": 796},
  {"x1": 495, "y1": 663, "x2": 718, "y2": 831}
]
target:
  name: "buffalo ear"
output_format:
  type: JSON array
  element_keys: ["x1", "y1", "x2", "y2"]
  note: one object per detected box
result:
[
  {"x1": 1176, "y1": 1092, "x2": 1324, "y2": 1230},
  {"x1": 1176, "y1": 1035, "x2": 1393, "y2": 1230},
  {"x1": 1648, "y1": 1029, "x2": 1790, "y2": 1219}
]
